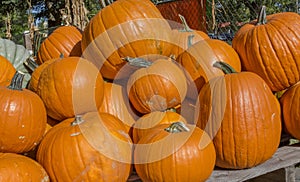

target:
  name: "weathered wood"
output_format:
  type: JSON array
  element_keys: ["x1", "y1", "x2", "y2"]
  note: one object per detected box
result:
[{"x1": 207, "y1": 146, "x2": 300, "y2": 182}]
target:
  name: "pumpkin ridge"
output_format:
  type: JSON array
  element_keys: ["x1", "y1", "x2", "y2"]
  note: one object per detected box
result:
[{"x1": 48, "y1": 34, "x2": 72, "y2": 57}]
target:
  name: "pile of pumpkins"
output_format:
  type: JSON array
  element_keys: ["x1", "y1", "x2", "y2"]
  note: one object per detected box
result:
[{"x1": 0, "y1": 0, "x2": 299, "y2": 181}]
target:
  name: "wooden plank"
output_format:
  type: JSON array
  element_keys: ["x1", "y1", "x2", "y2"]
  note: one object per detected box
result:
[{"x1": 207, "y1": 146, "x2": 300, "y2": 182}]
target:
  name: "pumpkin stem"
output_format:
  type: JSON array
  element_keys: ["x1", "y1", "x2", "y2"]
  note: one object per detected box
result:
[
  {"x1": 164, "y1": 122, "x2": 190, "y2": 133},
  {"x1": 213, "y1": 61, "x2": 237, "y2": 74},
  {"x1": 23, "y1": 57, "x2": 39, "y2": 72},
  {"x1": 122, "y1": 56, "x2": 153, "y2": 68},
  {"x1": 257, "y1": 5, "x2": 267, "y2": 25},
  {"x1": 178, "y1": 14, "x2": 193, "y2": 32},
  {"x1": 71, "y1": 115, "x2": 84, "y2": 126},
  {"x1": 8, "y1": 71, "x2": 25, "y2": 90}
]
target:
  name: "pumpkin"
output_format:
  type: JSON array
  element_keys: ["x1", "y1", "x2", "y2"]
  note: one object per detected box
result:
[
  {"x1": 37, "y1": 112, "x2": 133, "y2": 181},
  {"x1": 36, "y1": 57, "x2": 105, "y2": 121},
  {"x1": 176, "y1": 38, "x2": 241, "y2": 98},
  {"x1": 170, "y1": 14, "x2": 209, "y2": 56},
  {"x1": 232, "y1": 6, "x2": 300, "y2": 92},
  {"x1": 0, "y1": 55, "x2": 16, "y2": 86},
  {"x1": 26, "y1": 57, "x2": 57, "y2": 93},
  {"x1": 134, "y1": 122, "x2": 216, "y2": 182},
  {"x1": 280, "y1": 82, "x2": 300, "y2": 140},
  {"x1": 196, "y1": 62, "x2": 282, "y2": 169},
  {"x1": 0, "y1": 153, "x2": 49, "y2": 181},
  {"x1": 132, "y1": 110, "x2": 187, "y2": 143},
  {"x1": 127, "y1": 58, "x2": 187, "y2": 114},
  {"x1": 0, "y1": 38, "x2": 31, "y2": 88},
  {"x1": 98, "y1": 82, "x2": 137, "y2": 136},
  {"x1": 0, "y1": 71, "x2": 47, "y2": 153},
  {"x1": 81, "y1": 0, "x2": 175, "y2": 80},
  {"x1": 36, "y1": 25, "x2": 82, "y2": 65}
]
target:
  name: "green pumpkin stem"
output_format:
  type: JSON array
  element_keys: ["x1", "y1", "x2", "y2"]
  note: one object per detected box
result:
[
  {"x1": 178, "y1": 14, "x2": 193, "y2": 32},
  {"x1": 23, "y1": 57, "x2": 39, "y2": 72},
  {"x1": 213, "y1": 61, "x2": 237, "y2": 74},
  {"x1": 8, "y1": 71, "x2": 25, "y2": 90},
  {"x1": 164, "y1": 122, "x2": 190, "y2": 133},
  {"x1": 257, "y1": 5, "x2": 267, "y2": 25},
  {"x1": 71, "y1": 115, "x2": 84, "y2": 126},
  {"x1": 122, "y1": 56, "x2": 153, "y2": 68}
]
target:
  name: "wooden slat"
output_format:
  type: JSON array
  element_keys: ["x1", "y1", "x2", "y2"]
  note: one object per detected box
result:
[{"x1": 207, "y1": 146, "x2": 300, "y2": 182}]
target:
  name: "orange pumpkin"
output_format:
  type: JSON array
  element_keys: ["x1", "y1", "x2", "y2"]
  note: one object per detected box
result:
[
  {"x1": 176, "y1": 38, "x2": 241, "y2": 98},
  {"x1": 36, "y1": 57, "x2": 105, "y2": 121},
  {"x1": 132, "y1": 110, "x2": 187, "y2": 143},
  {"x1": 196, "y1": 62, "x2": 282, "y2": 169},
  {"x1": 37, "y1": 112, "x2": 133, "y2": 181},
  {"x1": 127, "y1": 58, "x2": 187, "y2": 114},
  {"x1": 0, "y1": 153, "x2": 49, "y2": 181},
  {"x1": 280, "y1": 82, "x2": 300, "y2": 140},
  {"x1": 232, "y1": 6, "x2": 300, "y2": 91},
  {"x1": 81, "y1": 0, "x2": 174, "y2": 80},
  {"x1": 0, "y1": 55, "x2": 16, "y2": 86},
  {"x1": 0, "y1": 72, "x2": 47, "y2": 153},
  {"x1": 27, "y1": 58, "x2": 57, "y2": 93},
  {"x1": 37, "y1": 25, "x2": 82, "y2": 65},
  {"x1": 134, "y1": 122, "x2": 216, "y2": 182}
]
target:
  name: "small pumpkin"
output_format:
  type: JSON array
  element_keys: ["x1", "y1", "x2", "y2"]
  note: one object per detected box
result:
[
  {"x1": 81, "y1": 0, "x2": 175, "y2": 80},
  {"x1": 0, "y1": 153, "x2": 49, "y2": 181},
  {"x1": 37, "y1": 25, "x2": 82, "y2": 65},
  {"x1": 176, "y1": 38, "x2": 241, "y2": 98},
  {"x1": 132, "y1": 110, "x2": 187, "y2": 143},
  {"x1": 0, "y1": 55, "x2": 16, "y2": 86},
  {"x1": 127, "y1": 58, "x2": 187, "y2": 114},
  {"x1": 37, "y1": 112, "x2": 133, "y2": 181},
  {"x1": 280, "y1": 82, "x2": 300, "y2": 140},
  {"x1": 36, "y1": 57, "x2": 105, "y2": 121},
  {"x1": 0, "y1": 38, "x2": 31, "y2": 88},
  {"x1": 134, "y1": 122, "x2": 216, "y2": 182},
  {"x1": 0, "y1": 71, "x2": 47, "y2": 153},
  {"x1": 196, "y1": 62, "x2": 282, "y2": 169},
  {"x1": 232, "y1": 6, "x2": 300, "y2": 92}
]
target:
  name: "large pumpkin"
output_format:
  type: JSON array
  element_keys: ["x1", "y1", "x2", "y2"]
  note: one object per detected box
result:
[
  {"x1": 37, "y1": 112, "x2": 133, "y2": 181},
  {"x1": 176, "y1": 38, "x2": 241, "y2": 98},
  {"x1": 36, "y1": 57, "x2": 104, "y2": 121},
  {"x1": 196, "y1": 62, "x2": 282, "y2": 169},
  {"x1": 81, "y1": 0, "x2": 174, "y2": 80},
  {"x1": 0, "y1": 38, "x2": 31, "y2": 88},
  {"x1": 0, "y1": 72, "x2": 47, "y2": 153},
  {"x1": 280, "y1": 82, "x2": 300, "y2": 140},
  {"x1": 127, "y1": 58, "x2": 187, "y2": 114},
  {"x1": 134, "y1": 122, "x2": 216, "y2": 182},
  {"x1": 232, "y1": 6, "x2": 300, "y2": 92},
  {"x1": 37, "y1": 25, "x2": 82, "y2": 65},
  {"x1": 0, "y1": 153, "x2": 49, "y2": 181},
  {"x1": 0, "y1": 55, "x2": 16, "y2": 86}
]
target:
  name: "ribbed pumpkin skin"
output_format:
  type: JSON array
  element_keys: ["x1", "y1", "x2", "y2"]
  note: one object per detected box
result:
[
  {"x1": 37, "y1": 112, "x2": 132, "y2": 182},
  {"x1": 37, "y1": 25, "x2": 82, "y2": 65},
  {"x1": 176, "y1": 39, "x2": 241, "y2": 98},
  {"x1": 134, "y1": 123, "x2": 216, "y2": 182},
  {"x1": 98, "y1": 82, "x2": 137, "y2": 135},
  {"x1": 127, "y1": 59, "x2": 187, "y2": 114},
  {"x1": 132, "y1": 111, "x2": 187, "y2": 143},
  {"x1": 196, "y1": 72, "x2": 282, "y2": 169},
  {"x1": 0, "y1": 153, "x2": 49, "y2": 181},
  {"x1": 81, "y1": 0, "x2": 174, "y2": 80},
  {"x1": 232, "y1": 12, "x2": 300, "y2": 92},
  {"x1": 28, "y1": 58, "x2": 56, "y2": 93},
  {"x1": 36, "y1": 57, "x2": 104, "y2": 121},
  {"x1": 0, "y1": 55, "x2": 16, "y2": 86},
  {"x1": 280, "y1": 82, "x2": 300, "y2": 140},
  {"x1": 0, "y1": 85, "x2": 47, "y2": 153}
]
